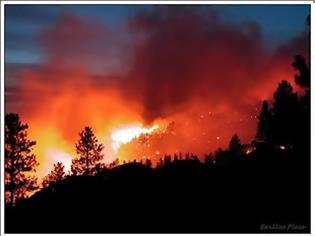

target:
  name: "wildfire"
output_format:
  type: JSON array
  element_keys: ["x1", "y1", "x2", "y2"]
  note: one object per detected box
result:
[
  {"x1": 45, "y1": 149, "x2": 72, "y2": 174},
  {"x1": 111, "y1": 124, "x2": 159, "y2": 152},
  {"x1": 244, "y1": 146, "x2": 256, "y2": 155}
]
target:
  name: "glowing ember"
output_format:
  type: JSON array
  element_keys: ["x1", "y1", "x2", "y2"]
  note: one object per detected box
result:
[
  {"x1": 111, "y1": 124, "x2": 158, "y2": 152},
  {"x1": 279, "y1": 145, "x2": 286, "y2": 150},
  {"x1": 245, "y1": 146, "x2": 256, "y2": 155}
]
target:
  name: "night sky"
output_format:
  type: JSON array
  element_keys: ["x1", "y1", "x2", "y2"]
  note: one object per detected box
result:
[
  {"x1": 4, "y1": 4, "x2": 310, "y2": 177},
  {"x1": 5, "y1": 5, "x2": 309, "y2": 64}
]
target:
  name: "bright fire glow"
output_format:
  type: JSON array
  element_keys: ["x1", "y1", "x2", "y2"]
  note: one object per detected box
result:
[
  {"x1": 279, "y1": 145, "x2": 286, "y2": 150},
  {"x1": 6, "y1": 9, "x2": 307, "y2": 180},
  {"x1": 111, "y1": 124, "x2": 159, "y2": 152},
  {"x1": 245, "y1": 146, "x2": 256, "y2": 155},
  {"x1": 45, "y1": 149, "x2": 73, "y2": 175}
]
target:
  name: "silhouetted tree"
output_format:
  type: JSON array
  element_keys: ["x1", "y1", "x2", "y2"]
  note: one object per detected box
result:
[
  {"x1": 145, "y1": 159, "x2": 152, "y2": 168},
  {"x1": 5, "y1": 113, "x2": 38, "y2": 205},
  {"x1": 164, "y1": 154, "x2": 172, "y2": 166},
  {"x1": 71, "y1": 127, "x2": 104, "y2": 176},
  {"x1": 191, "y1": 154, "x2": 199, "y2": 162},
  {"x1": 93, "y1": 162, "x2": 107, "y2": 175},
  {"x1": 292, "y1": 55, "x2": 310, "y2": 112},
  {"x1": 214, "y1": 148, "x2": 227, "y2": 163},
  {"x1": 272, "y1": 80, "x2": 299, "y2": 144},
  {"x1": 256, "y1": 100, "x2": 272, "y2": 143},
  {"x1": 204, "y1": 153, "x2": 214, "y2": 165},
  {"x1": 109, "y1": 159, "x2": 119, "y2": 168},
  {"x1": 214, "y1": 148, "x2": 223, "y2": 158},
  {"x1": 291, "y1": 55, "x2": 310, "y2": 152},
  {"x1": 157, "y1": 158, "x2": 164, "y2": 168},
  {"x1": 112, "y1": 158, "x2": 119, "y2": 167},
  {"x1": 292, "y1": 55, "x2": 310, "y2": 89},
  {"x1": 42, "y1": 162, "x2": 65, "y2": 188},
  {"x1": 229, "y1": 134, "x2": 242, "y2": 155}
]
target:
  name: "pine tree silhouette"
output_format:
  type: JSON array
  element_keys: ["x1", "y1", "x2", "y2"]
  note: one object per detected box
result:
[
  {"x1": 42, "y1": 162, "x2": 66, "y2": 188},
  {"x1": 256, "y1": 100, "x2": 272, "y2": 143},
  {"x1": 145, "y1": 158, "x2": 152, "y2": 168},
  {"x1": 272, "y1": 80, "x2": 299, "y2": 144},
  {"x1": 71, "y1": 126, "x2": 104, "y2": 176},
  {"x1": 292, "y1": 55, "x2": 310, "y2": 89},
  {"x1": 93, "y1": 162, "x2": 107, "y2": 175},
  {"x1": 229, "y1": 134, "x2": 242, "y2": 155},
  {"x1": 5, "y1": 113, "x2": 38, "y2": 205}
]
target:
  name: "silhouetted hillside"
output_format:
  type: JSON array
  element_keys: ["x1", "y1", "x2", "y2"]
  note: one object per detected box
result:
[{"x1": 5, "y1": 147, "x2": 310, "y2": 233}]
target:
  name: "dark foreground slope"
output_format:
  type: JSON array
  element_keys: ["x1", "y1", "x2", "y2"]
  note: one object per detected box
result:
[{"x1": 5, "y1": 148, "x2": 310, "y2": 233}]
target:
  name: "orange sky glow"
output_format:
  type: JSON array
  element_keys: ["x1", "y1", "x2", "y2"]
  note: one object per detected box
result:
[{"x1": 5, "y1": 10, "x2": 308, "y2": 179}]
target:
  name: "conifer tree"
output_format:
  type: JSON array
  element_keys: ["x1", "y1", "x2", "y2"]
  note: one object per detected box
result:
[
  {"x1": 5, "y1": 113, "x2": 38, "y2": 205},
  {"x1": 42, "y1": 162, "x2": 65, "y2": 188},
  {"x1": 256, "y1": 100, "x2": 272, "y2": 143},
  {"x1": 71, "y1": 126, "x2": 104, "y2": 176}
]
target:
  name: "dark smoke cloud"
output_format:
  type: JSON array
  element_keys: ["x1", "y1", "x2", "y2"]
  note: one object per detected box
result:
[
  {"x1": 122, "y1": 7, "x2": 268, "y2": 122},
  {"x1": 113, "y1": 7, "x2": 308, "y2": 124},
  {"x1": 7, "y1": 7, "x2": 309, "y2": 147}
]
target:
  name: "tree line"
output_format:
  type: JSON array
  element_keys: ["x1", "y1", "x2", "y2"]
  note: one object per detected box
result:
[
  {"x1": 4, "y1": 54, "x2": 310, "y2": 206},
  {"x1": 5, "y1": 120, "x2": 106, "y2": 205}
]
